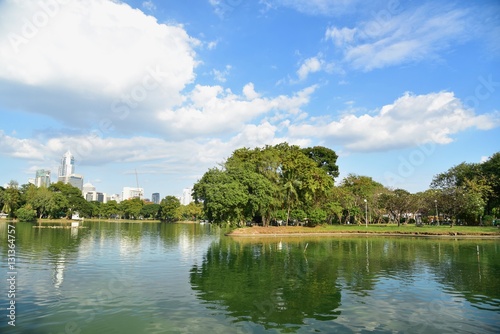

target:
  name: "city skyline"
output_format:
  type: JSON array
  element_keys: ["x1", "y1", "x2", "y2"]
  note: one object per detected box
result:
[{"x1": 0, "y1": 1, "x2": 498, "y2": 196}]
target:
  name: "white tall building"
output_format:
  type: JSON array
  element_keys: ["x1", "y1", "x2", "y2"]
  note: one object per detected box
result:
[
  {"x1": 122, "y1": 187, "x2": 144, "y2": 201},
  {"x1": 57, "y1": 150, "x2": 84, "y2": 191},
  {"x1": 58, "y1": 150, "x2": 74, "y2": 178},
  {"x1": 180, "y1": 188, "x2": 193, "y2": 205}
]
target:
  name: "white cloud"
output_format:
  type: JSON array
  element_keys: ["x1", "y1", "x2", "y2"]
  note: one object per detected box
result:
[
  {"x1": 325, "y1": 26, "x2": 357, "y2": 46},
  {"x1": 289, "y1": 91, "x2": 500, "y2": 151},
  {"x1": 156, "y1": 84, "x2": 317, "y2": 138},
  {"x1": 297, "y1": 56, "x2": 323, "y2": 81},
  {"x1": 326, "y1": 4, "x2": 471, "y2": 71},
  {"x1": 260, "y1": 0, "x2": 360, "y2": 16},
  {"x1": 0, "y1": 0, "x2": 199, "y2": 131},
  {"x1": 211, "y1": 65, "x2": 232, "y2": 82},
  {"x1": 142, "y1": 1, "x2": 156, "y2": 11},
  {"x1": 242, "y1": 83, "x2": 260, "y2": 100}
]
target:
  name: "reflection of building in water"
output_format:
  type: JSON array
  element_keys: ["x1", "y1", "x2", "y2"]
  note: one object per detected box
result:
[
  {"x1": 53, "y1": 255, "x2": 66, "y2": 288},
  {"x1": 119, "y1": 237, "x2": 141, "y2": 258},
  {"x1": 178, "y1": 232, "x2": 195, "y2": 262}
]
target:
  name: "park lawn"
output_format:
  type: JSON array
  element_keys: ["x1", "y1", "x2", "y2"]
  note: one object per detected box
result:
[{"x1": 228, "y1": 224, "x2": 500, "y2": 237}]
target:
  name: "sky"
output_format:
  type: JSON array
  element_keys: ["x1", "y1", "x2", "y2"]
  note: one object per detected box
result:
[{"x1": 0, "y1": 0, "x2": 499, "y2": 199}]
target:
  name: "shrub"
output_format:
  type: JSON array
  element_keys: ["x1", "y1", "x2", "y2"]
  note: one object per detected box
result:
[
  {"x1": 16, "y1": 205, "x2": 37, "y2": 223},
  {"x1": 307, "y1": 208, "x2": 327, "y2": 227}
]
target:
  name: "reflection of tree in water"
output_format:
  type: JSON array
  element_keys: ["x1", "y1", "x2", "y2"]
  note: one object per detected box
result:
[
  {"x1": 190, "y1": 238, "x2": 342, "y2": 331},
  {"x1": 191, "y1": 237, "x2": 500, "y2": 331}
]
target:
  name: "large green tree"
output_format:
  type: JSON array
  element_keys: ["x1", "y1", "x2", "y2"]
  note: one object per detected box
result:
[
  {"x1": 160, "y1": 196, "x2": 182, "y2": 222},
  {"x1": 193, "y1": 143, "x2": 336, "y2": 226}
]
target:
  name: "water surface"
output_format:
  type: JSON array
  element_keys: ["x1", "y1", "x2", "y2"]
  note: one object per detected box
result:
[{"x1": 1, "y1": 221, "x2": 499, "y2": 333}]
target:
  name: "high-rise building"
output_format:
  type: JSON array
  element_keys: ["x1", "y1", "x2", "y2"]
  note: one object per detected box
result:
[
  {"x1": 57, "y1": 150, "x2": 84, "y2": 191},
  {"x1": 122, "y1": 187, "x2": 144, "y2": 201},
  {"x1": 67, "y1": 174, "x2": 84, "y2": 191},
  {"x1": 35, "y1": 169, "x2": 51, "y2": 187},
  {"x1": 152, "y1": 193, "x2": 160, "y2": 204},
  {"x1": 58, "y1": 150, "x2": 75, "y2": 178},
  {"x1": 180, "y1": 188, "x2": 193, "y2": 205}
]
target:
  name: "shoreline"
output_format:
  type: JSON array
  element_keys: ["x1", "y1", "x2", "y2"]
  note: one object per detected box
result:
[{"x1": 226, "y1": 226, "x2": 500, "y2": 239}]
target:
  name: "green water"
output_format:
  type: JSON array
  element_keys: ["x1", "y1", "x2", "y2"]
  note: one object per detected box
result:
[{"x1": 1, "y1": 221, "x2": 499, "y2": 333}]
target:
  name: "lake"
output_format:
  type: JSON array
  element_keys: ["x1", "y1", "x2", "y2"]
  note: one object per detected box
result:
[{"x1": 1, "y1": 221, "x2": 499, "y2": 333}]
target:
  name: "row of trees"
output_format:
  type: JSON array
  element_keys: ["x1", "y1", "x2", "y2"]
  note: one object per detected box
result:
[
  {"x1": 2, "y1": 143, "x2": 498, "y2": 226},
  {"x1": 192, "y1": 143, "x2": 499, "y2": 226},
  {"x1": 0, "y1": 181, "x2": 202, "y2": 222}
]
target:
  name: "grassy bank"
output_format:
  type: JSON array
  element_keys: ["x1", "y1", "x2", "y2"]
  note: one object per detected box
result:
[{"x1": 228, "y1": 224, "x2": 500, "y2": 237}]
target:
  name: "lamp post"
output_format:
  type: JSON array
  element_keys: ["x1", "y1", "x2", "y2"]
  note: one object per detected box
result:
[
  {"x1": 434, "y1": 199, "x2": 439, "y2": 226},
  {"x1": 364, "y1": 199, "x2": 368, "y2": 228}
]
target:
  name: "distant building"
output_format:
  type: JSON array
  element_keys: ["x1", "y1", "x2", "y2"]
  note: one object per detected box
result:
[
  {"x1": 122, "y1": 187, "x2": 144, "y2": 201},
  {"x1": 152, "y1": 193, "x2": 160, "y2": 204},
  {"x1": 85, "y1": 191, "x2": 105, "y2": 203},
  {"x1": 66, "y1": 174, "x2": 84, "y2": 191},
  {"x1": 180, "y1": 188, "x2": 193, "y2": 205},
  {"x1": 106, "y1": 194, "x2": 121, "y2": 203},
  {"x1": 35, "y1": 169, "x2": 51, "y2": 187},
  {"x1": 83, "y1": 182, "x2": 96, "y2": 193},
  {"x1": 57, "y1": 150, "x2": 84, "y2": 191},
  {"x1": 83, "y1": 183, "x2": 106, "y2": 203}
]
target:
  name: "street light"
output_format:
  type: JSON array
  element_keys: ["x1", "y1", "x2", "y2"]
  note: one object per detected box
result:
[
  {"x1": 364, "y1": 199, "x2": 368, "y2": 228},
  {"x1": 434, "y1": 199, "x2": 439, "y2": 226}
]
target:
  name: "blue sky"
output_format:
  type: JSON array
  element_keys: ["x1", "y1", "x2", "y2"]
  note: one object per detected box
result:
[{"x1": 0, "y1": 0, "x2": 498, "y2": 199}]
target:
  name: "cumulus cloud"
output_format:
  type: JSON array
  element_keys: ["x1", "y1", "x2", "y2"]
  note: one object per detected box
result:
[
  {"x1": 156, "y1": 84, "x2": 317, "y2": 138},
  {"x1": 0, "y1": 0, "x2": 316, "y2": 141},
  {"x1": 0, "y1": 0, "x2": 198, "y2": 129},
  {"x1": 288, "y1": 91, "x2": 500, "y2": 151}
]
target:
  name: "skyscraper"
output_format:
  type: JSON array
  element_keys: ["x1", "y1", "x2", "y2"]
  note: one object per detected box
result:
[
  {"x1": 35, "y1": 169, "x2": 51, "y2": 187},
  {"x1": 180, "y1": 188, "x2": 193, "y2": 205},
  {"x1": 58, "y1": 150, "x2": 75, "y2": 178},
  {"x1": 58, "y1": 150, "x2": 84, "y2": 191},
  {"x1": 152, "y1": 193, "x2": 160, "y2": 204}
]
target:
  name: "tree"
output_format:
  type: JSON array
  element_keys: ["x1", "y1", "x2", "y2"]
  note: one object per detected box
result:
[
  {"x1": 31, "y1": 186, "x2": 54, "y2": 218},
  {"x1": 481, "y1": 153, "x2": 500, "y2": 216},
  {"x1": 16, "y1": 204, "x2": 37, "y2": 222},
  {"x1": 49, "y1": 182, "x2": 86, "y2": 218},
  {"x1": 193, "y1": 143, "x2": 336, "y2": 226},
  {"x1": 301, "y1": 146, "x2": 339, "y2": 180},
  {"x1": 2, "y1": 181, "x2": 20, "y2": 218},
  {"x1": 140, "y1": 203, "x2": 161, "y2": 219},
  {"x1": 380, "y1": 189, "x2": 412, "y2": 226},
  {"x1": 102, "y1": 200, "x2": 120, "y2": 219},
  {"x1": 160, "y1": 196, "x2": 181, "y2": 222},
  {"x1": 120, "y1": 198, "x2": 144, "y2": 219},
  {"x1": 430, "y1": 157, "x2": 497, "y2": 224},
  {"x1": 339, "y1": 174, "x2": 385, "y2": 225}
]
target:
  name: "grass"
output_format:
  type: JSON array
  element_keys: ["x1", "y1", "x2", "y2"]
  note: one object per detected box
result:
[{"x1": 228, "y1": 224, "x2": 500, "y2": 237}]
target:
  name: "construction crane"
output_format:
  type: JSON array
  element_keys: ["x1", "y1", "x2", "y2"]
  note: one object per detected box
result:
[
  {"x1": 135, "y1": 169, "x2": 143, "y2": 199},
  {"x1": 135, "y1": 169, "x2": 140, "y2": 188}
]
